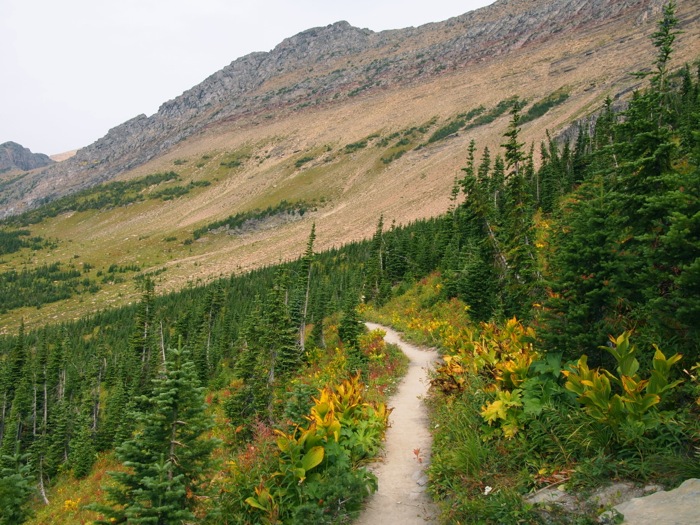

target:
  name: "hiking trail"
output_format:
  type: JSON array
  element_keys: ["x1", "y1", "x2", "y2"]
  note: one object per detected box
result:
[{"x1": 356, "y1": 323, "x2": 439, "y2": 524}]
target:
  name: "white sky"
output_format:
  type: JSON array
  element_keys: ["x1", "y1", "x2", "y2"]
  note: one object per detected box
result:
[{"x1": 0, "y1": 1, "x2": 495, "y2": 156}]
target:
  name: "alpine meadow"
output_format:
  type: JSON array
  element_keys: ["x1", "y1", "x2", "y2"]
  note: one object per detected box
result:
[{"x1": 0, "y1": 1, "x2": 699, "y2": 524}]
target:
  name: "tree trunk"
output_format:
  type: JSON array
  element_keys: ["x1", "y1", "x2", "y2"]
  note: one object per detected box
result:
[{"x1": 300, "y1": 264, "x2": 312, "y2": 354}]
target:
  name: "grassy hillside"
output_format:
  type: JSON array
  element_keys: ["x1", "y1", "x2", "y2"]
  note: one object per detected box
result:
[{"x1": 1, "y1": 0, "x2": 698, "y2": 332}]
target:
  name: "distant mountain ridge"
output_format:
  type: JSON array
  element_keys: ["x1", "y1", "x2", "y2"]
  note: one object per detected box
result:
[
  {"x1": 0, "y1": 141, "x2": 54, "y2": 174},
  {"x1": 0, "y1": 0, "x2": 674, "y2": 219}
]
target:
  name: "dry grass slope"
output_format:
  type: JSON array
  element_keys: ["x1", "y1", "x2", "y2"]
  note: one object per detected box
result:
[{"x1": 1, "y1": 1, "x2": 698, "y2": 331}]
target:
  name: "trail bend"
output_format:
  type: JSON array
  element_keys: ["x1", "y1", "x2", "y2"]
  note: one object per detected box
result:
[{"x1": 356, "y1": 323, "x2": 439, "y2": 524}]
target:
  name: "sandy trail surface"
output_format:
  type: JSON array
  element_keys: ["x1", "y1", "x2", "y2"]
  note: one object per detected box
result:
[{"x1": 355, "y1": 323, "x2": 439, "y2": 524}]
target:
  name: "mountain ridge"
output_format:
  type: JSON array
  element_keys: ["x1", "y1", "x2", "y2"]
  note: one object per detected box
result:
[{"x1": 0, "y1": 0, "x2": 675, "y2": 219}]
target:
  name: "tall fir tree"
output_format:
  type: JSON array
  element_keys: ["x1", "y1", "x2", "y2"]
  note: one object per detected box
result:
[
  {"x1": 297, "y1": 223, "x2": 316, "y2": 354},
  {"x1": 265, "y1": 271, "x2": 303, "y2": 384},
  {"x1": 0, "y1": 453, "x2": 34, "y2": 525},
  {"x1": 500, "y1": 99, "x2": 541, "y2": 317},
  {"x1": 0, "y1": 321, "x2": 26, "y2": 447},
  {"x1": 365, "y1": 215, "x2": 386, "y2": 302},
  {"x1": 91, "y1": 346, "x2": 218, "y2": 524},
  {"x1": 129, "y1": 277, "x2": 158, "y2": 395},
  {"x1": 68, "y1": 397, "x2": 96, "y2": 479}
]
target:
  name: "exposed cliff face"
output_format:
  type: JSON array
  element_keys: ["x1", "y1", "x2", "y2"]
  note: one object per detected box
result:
[
  {"x1": 0, "y1": 0, "x2": 672, "y2": 218},
  {"x1": 0, "y1": 141, "x2": 54, "y2": 173}
]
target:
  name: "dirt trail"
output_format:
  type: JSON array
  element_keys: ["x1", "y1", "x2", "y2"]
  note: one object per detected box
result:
[{"x1": 356, "y1": 323, "x2": 439, "y2": 524}]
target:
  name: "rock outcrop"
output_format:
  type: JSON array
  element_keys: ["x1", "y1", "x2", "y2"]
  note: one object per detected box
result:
[
  {"x1": 0, "y1": 0, "x2": 673, "y2": 218},
  {"x1": 613, "y1": 478, "x2": 700, "y2": 525},
  {"x1": 526, "y1": 478, "x2": 700, "y2": 524},
  {"x1": 0, "y1": 141, "x2": 54, "y2": 173}
]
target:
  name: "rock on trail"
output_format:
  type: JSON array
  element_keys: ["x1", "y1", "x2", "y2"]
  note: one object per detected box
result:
[{"x1": 356, "y1": 323, "x2": 439, "y2": 524}]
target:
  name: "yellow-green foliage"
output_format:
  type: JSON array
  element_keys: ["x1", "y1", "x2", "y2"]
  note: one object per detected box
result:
[
  {"x1": 421, "y1": 314, "x2": 536, "y2": 393},
  {"x1": 425, "y1": 316, "x2": 539, "y2": 438},
  {"x1": 362, "y1": 274, "x2": 472, "y2": 348},
  {"x1": 471, "y1": 318, "x2": 538, "y2": 389},
  {"x1": 479, "y1": 388, "x2": 524, "y2": 439},
  {"x1": 563, "y1": 332, "x2": 683, "y2": 433},
  {"x1": 244, "y1": 374, "x2": 389, "y2": 523}
]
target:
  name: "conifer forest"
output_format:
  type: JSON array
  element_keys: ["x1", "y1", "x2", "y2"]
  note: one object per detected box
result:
[{"x1": 0, "y1": 4, "x2": 698, "y2": 524}]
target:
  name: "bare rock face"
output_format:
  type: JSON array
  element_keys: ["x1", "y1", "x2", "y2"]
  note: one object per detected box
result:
[
  {"x1": 612, "y1": 478, "x2": 700, "y2": 525},
  {"x1": 0, "y1": 0, "x2": 670, "y2": 219},
  {"x1": 0, "y1": 142, "x2": 54, "y2": 173}
]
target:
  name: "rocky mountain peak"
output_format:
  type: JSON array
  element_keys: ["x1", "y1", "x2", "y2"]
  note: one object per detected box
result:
[
  {"x1": 0, "y1": 141, "x2": 54, "y2": 173},
  {"x1": 273, "y1": 20, "x2": 374, "y2": 61}
]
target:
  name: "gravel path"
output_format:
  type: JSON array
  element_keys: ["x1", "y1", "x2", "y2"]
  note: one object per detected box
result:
[{"x1": 355, "y1": 323, "x2": 439, "y2": 524}]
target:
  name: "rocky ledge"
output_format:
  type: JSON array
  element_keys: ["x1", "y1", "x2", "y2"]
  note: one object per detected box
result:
[{"x1": 525, "y1": 477, "x2": 700, "y2": 524}]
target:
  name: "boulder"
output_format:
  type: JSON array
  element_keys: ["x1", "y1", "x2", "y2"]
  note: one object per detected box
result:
[{"x1": 613, "y1": 478, "x2": 700, "y2": 525}]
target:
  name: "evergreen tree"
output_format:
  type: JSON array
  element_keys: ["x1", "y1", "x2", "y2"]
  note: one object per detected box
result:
[
  {"x1": 502, "y1": 98, "x2": 526, "y2": 180},
  {"x1": 0, "y1": 321, "x2": 26, "y2": 446},
  {"x1": 338, "y1": 293, "x2": 367, "y2": 376},
  {"x1": 0, "y1": 453, "x2": 34, "y2": 525},
  {"x1": 297, "y1": 223, "x2": 316, "y2": 354},
  {"x1": 459, "y1": 241, "x2": 499, "y2": 323},
  {"x1": 500, "y1": 100, "x2": 541, "y2": 317},
  {"x1": 309, "y1": 282, "x2": 328, "y2": 350},
  {"x1": 365, "y1": 215, "x2": 386, "y2": 302},
  {"x1": 538, "y1": 135, "x2": 561, "y2": 213},
  {"x1": 384, "y1": 220, "x2": 409, "y2": 283},
  {"x1": 224, "y1": 275, "x2": 300, "y2": 429},
  {"x1": 647, "y1": 0, "x2": 680, "y2": 118},
  {"x1": 541, "y1": 178, "x2": 629, "y2": 365},
  {"x1": 192, "y1": 283, "x2": 226, "y2": 383},
  {"x1": 572, "y1": 122, "x2": 591, "y2": 184},
  {"x1": 44, "y1": 398, "x2": 71, "y2": 478},
  {"x1": 265, "y1": 272, "x2": 302, "y2": 382},
  {"x1": 69, "y1": 398, "x2": 96, "y2": 479},
  {"x1": 0, "y1": 360, "x2": 33, "y2": 466},
  {"x1": 477, "y1": 146, "x2": 492, "y2": 193},
  {"x1": 91, "y1": 346, "x2": 217, "y2": 524},
  {"x1": 129, "y1": 277, "x2": 158, "y2": 394},
  {"x1": 96, "y1": 378, "x2": 129, "y2": 451},
  {"x1": 440, "y1": 225, "x2": 463, "y2": 300},
  {"x1": 489, "y1": 155, "x2": 506, "y2": 224}
]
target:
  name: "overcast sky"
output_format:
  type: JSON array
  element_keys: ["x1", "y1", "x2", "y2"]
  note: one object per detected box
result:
[{"x1": 1, "y1": 1, "x2": 495, "y2": 156}]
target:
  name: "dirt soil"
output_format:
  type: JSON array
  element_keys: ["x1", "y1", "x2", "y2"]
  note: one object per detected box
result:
[{"x1": 356, "y1": 323, "x2": 439, "y2": 524}]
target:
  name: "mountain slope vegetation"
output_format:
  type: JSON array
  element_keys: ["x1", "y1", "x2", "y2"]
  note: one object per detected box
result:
[{"x1": 1, "y1": 0, "x2": 699, "y2": 335}]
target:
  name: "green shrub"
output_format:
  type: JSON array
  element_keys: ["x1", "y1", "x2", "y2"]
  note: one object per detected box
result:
[
  {"x1": 344, "y1": 139, "x2": 368, "y2": 153},
  {"x1": 427, "y1": 119, "x2": 465, "y2": 143},
  {"x1": 295, "y1": 155, "x2": 315, "y2": 168},
  {"x1": 521, "y1": 90, "x2": 570, "y2": 124}
]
